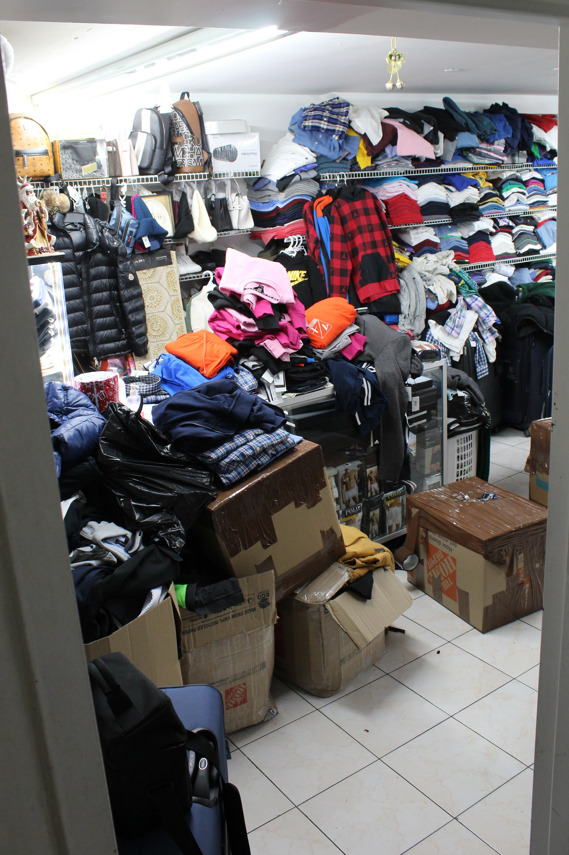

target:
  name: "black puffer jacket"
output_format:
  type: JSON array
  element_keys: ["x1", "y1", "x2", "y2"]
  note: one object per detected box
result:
[{"x1": 49, "y1": 212, "x2": 148, "y2": 360}]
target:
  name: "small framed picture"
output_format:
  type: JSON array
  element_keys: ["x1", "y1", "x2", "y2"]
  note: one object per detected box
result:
[{"x1": 143, "y1": 191, "x2": 175, "y2": 237}]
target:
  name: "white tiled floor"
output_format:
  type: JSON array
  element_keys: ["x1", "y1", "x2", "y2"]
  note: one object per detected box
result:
[{"x1": 228, "y1": 427, "x2": 540, "y2": 855}]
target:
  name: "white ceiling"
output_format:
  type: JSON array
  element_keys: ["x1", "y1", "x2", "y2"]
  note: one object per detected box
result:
[
  {"x1": 0, "y1": 24, "x2": 560, "y2": 101},
  {"x1": 0, "y1": 0, "x2": 560, "y2": 102}
]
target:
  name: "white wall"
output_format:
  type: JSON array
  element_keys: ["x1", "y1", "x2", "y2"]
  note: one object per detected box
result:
[{"x1": 19, "y1": 86, "x2": 560, "y2": 159}]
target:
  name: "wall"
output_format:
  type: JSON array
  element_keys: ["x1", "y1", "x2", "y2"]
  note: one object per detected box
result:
[{"x1": 20, "y1": 86, "x2": 560, "y2": 157}]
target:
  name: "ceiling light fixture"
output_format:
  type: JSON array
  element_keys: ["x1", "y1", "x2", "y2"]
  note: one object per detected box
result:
[
  {"x1": 386, "y1": 37, "x2": 405, "y2": 91},
  {"x1": 31, "y1": 25, "x2": 288, "y2": 104}
]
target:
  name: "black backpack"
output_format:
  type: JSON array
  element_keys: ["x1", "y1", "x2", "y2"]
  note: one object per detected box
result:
[
  {"x1": 88, "y1": 652, "x2": 250, "y2": 854},
  {"x1": 129, "y1": 107, "x2": 176, "y2": 184}
]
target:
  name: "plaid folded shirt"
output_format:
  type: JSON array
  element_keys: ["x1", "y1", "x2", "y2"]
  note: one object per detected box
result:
[
  {"x1": 471, "y1": 332, "x2": 489, "y2": 379},
  {"x1": 196, "y1": 428, "x2": 297, "y2": 486},
  {"x1": 233, "y1": 365, "x2": 258, "y2": 394},
  {"x1": 301, "y1": 97, "x2": 350, "y2": 140}
]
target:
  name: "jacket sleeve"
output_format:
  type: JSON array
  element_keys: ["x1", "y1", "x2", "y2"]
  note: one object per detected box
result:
[{"x1": 326, "y1": 199, "x2": 352, "y2": 299}]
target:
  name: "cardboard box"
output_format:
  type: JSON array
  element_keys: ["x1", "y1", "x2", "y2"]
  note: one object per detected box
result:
[
  {"x1": 193, "y1": 440, "x2": 345, "y2": 601},
  {"x1": 84, "y1": 592, "x2": 182, "y2": 688},
  {"x1": 209, "y1": 131, "x2": 261, "y2": 173},
  {"x1": 525, "y1": 418, "x2": 551, "y2": 507},
  {"x1": 275, "y1": 563, "x2": 413, "y2": 696},
  {"x1": 178, "y1": 572, "x2": 277, "y2": 734},
  {"x1": 404, "y1": 477, "x2": 548, "y2": 632}
]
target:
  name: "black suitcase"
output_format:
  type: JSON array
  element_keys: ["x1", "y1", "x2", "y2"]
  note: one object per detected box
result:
[
  {"x1": 500, "y1": 330, "x2": 553, "y2": 432},
  {"x1": 542, "y1": 344, "x2": 554, "y2": 418},
  {"x1": 118, "y1": 684, "x2": 240, "y2": 855},
  {"x1": 454, "y1": 336, "x2": 503, "y2": 431}
]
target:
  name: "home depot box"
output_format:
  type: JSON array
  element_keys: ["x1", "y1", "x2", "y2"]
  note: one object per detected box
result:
[
  {"x1": 179, "y1": 572, "x2": 277, "y2": 734},
  {"x1": 193, "y1": 440, "x2": 344, "y2": 601},
  {"x1": 404, "y1": 477, "x2": 547, "y2": 632},
  {"x1": 84, "y1": 592, "x2": 182, "y2": 688},
  {"x1": 525, "y1": 418, "x2": 551, "y2": 507},
  {"x1": 209, "y1": 131, "x2": 261, "y2": 173},
  {"x1": 275, "y1": 563, "x2": 413, "y2": 696}
]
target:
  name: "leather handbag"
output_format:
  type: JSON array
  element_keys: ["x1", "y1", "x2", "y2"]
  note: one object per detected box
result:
[{"x1": 53, "y1": 138, "x2": 108, "y2": 179}]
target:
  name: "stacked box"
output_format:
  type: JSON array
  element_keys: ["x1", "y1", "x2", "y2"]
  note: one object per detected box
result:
[
  {"x1": 525, "y1": 418, "x2": 551, "y2": 507},
  {"x1": 405, "y1": 477, "x2": 547, "y2": 632}
]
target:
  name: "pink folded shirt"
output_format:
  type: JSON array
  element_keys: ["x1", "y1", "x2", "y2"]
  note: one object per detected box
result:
[{"x1": 382, "y1": 119, "x2": 436, "y2": 160}]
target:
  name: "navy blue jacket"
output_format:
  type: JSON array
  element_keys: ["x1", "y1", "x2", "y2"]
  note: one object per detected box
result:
[{"x1": 45, "y1": 381, "x2": 106, "y2": 477}]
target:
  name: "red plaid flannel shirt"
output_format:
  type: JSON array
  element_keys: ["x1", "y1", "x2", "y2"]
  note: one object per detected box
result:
[{"x1": 304, "y1": 188, "x2": 400, "y2": 303}]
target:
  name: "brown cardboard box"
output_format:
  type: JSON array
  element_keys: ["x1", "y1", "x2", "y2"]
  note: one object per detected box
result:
[
  {"x1": 84, "y1": 591, "x2": 182, "y2": 687},
  {"x1": 179, "y1": 572, "x2": 277, "y2": 734},
  {"x1": 193, "y1": 440, "x2": 344, "y2": 601},
  {"x1": 404, "y1": 477, "x2": 547, "y2": 632},
  {"x1": 525, "y1": 418, "x2": 551, "y2": 507},
  {"x1": 275, "y1": 563, "x2": 413, "y2": 696}
]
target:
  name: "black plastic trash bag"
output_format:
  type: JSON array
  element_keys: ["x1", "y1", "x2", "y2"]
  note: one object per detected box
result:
[{"x1": 97, "y1": 403, "x2": 217, "y2": 551}]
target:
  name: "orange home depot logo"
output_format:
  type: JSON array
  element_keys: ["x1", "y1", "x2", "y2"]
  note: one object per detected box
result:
[
  {"x1": 427, "y1": 541, "x2": 458, "y2": 602},
  {"x1": 225, "y1": 683, "x2": 248, "y2": 710}
]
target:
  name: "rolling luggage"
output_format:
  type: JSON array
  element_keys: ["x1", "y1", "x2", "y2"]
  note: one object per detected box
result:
[
  {"x1": 454, "y1": 334, "x2": 503, "y2": 431},
  {"x1": 115, "y1": 683, "x2": 248, "y2": 854},
  {"x1": 500, "y1": 330, "x2": 553, "y2": 432}
]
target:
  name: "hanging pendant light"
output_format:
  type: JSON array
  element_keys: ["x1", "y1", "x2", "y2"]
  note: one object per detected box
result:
[{"x1": 386, "y1": 37, "x2": 405, "y2": 91}]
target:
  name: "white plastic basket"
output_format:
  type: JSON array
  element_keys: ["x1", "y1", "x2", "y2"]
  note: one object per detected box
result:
[{"x1": 445, "y1": 429, "x2": 479, "y2": 483}]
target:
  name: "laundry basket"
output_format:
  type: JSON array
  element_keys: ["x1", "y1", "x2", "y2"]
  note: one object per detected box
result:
[{"x1": 445, "y1": 428, "x2": 479, "y2": 483}]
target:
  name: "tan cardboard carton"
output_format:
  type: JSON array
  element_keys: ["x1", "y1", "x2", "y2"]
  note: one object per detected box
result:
[
  {"x1": 275, "y1": 563, "x2": 412, "y2": 696},
  {"x1": 179, "y1": 571, "x2": 277, "y2": 734},
  {"x1": 404, "y1": 477, "x2": 547, "y2": 632},
  {"x1": 525, "y1": 418, "x2": 552, "y2": 507},
  {"x1": 84, "y1": 591, "x2": 182, "y2": 688},
  {"x1": 193, "y1": 440, "x2": 344, "y2": 601}
]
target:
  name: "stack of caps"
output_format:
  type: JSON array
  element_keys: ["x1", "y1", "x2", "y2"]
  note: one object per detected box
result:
[
  {"x1": 512, "y1": 220, "x2": 543, "y2": 254},
  {"x1": 417, "y1": 179, "x2": 451, "y2": 218},
  {"x1": 496, "y1": 172, "x2": 528, "y2": 212},
  {"x1": 519, "y1": 169, "x2": 549, "y2": 210},
  {"x1": 434, "y1": 223, "x2": 469, "y2": 261},
  {"x1": 478, "y1": 185, "x2": 505, "y2": 216},
  {"x1": 396, "y1": 226, "x2": 441, "y2": 257},
  {"x1": 365, "y1": 177, "x2": 423, "y2": 226},
  {"x1": 490, "y1": 218, "x2": 517, "y2": 258}
]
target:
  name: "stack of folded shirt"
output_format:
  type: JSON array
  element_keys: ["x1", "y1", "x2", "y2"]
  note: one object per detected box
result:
[
  {"x1": 305, "y1": 297, "x2": 366, "y2": 361},
  {"x1": 512, "y1": 221, "x2": 543, "y2": 254},
  {"x1": 535, "y1": 164, "x2": 558, "y2": 206},
  {"x1": 396, "y1": 226, "x2": 441, "y2": 257},
  {"x1": 194, "y1": 426, "x2": 299, "y2": 487},
  {"x1": 535, "y1": 217, "x2": 557, "y2": 251},
  {"x1": 467, "y1": 232, "x2": 495, "y2": 263},
  {"x1": 282, "y1": 352, "x2": 330, "y2": 393},
  {"x1": 248, "y1": 176, "x2": 320, "y2": 243},
  {"x1": 446, "y1": 183, "x2": 481, "y2": 223},
  {"x1": 456, "y1": 217, "x2": 496, "y2": 263},
  {"x1": 490, "y1": 218, "x2": 517, "y2": 258},
  {"x1": 519, "y1": 169, "x2": 549, "y2": 210},
  {"x1": 464, "y1": 139, "x2": 507, "y2": 165},
  {"x1": 417, "y1": 178, "x2": 451, "y2": 218},
  {"x1": 290, "y1": 96, "x2": 351, "y2": 161},
  {"x1": 364, "y1": 177, "x2": 423, "y2": 226},
  {"x1": 434, "y1": 223, "x2": 469, "y2": 261},
  {"x1": 497, "y1": 172, "x2": 528, "y2": 212},
  {"x1": 207, "y1": 248, "x2": 309, "y2": 366},
  {"x1": 152, "y1": 377, "x2": 300, "y2": 486},
  {"x1": 478, "y1": 186, "x2": 505, "y2": 216}
]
